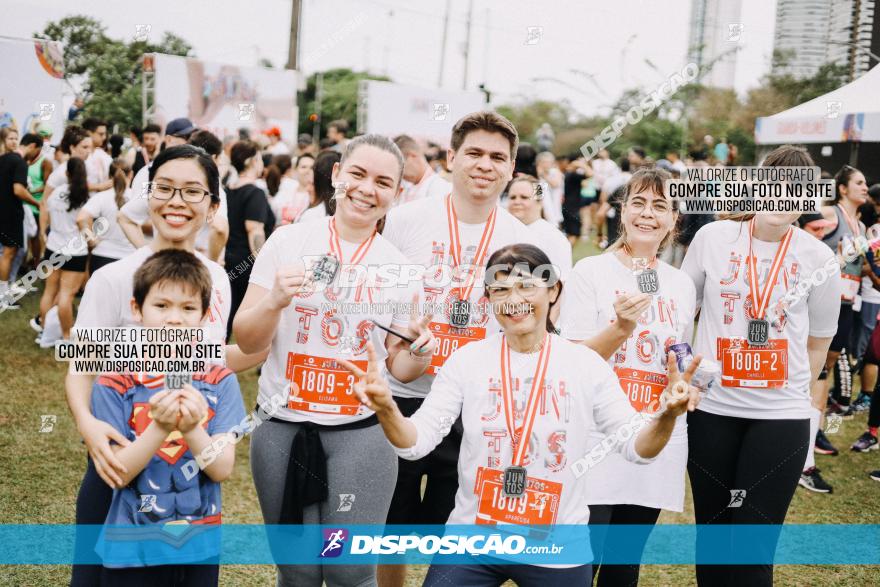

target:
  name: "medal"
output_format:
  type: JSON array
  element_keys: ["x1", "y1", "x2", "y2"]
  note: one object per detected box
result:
[
  {"x1": 746, "y1": 219, "x2": 794, "y2": 348},
  {"x1": 627, "y1": 249, "x2": 659, "y2": 294},
  {"x1": 324, "y1": 217, "x2": 377, "y2": 287},
  {"x1": 445, "y1": 194, "x2": 497, "y2": 329},
  {"x1": 499, "y1": 334, "x2": 552, "y2": 500},
  {"x1": 311, "y1": 254, "x2": 339, "y2": 284},
  {"x1": 165, "y1": 372, "x2": 192, "y2": 391},
  {"x1": 450, "y1": 299, "x2": 471, "y2": 328},
  {"x1": 747, "y1": 318, "x2": 769, "y2": 346},
  {"x1": 502, "y1": 465, "x2": 527, "y2": 498}
]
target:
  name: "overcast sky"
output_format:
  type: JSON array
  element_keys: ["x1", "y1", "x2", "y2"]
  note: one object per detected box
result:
[{"x1": 2, "y1": 0, "x2": 777, "y2": 115}]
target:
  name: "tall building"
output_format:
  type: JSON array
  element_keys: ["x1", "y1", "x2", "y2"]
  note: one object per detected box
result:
[
  {"x1": 773, "y1": 0, "x2": 880, "y2": 80},
  {"x1": 687, "y1": 0, "x2": 743, "y2": 88}
]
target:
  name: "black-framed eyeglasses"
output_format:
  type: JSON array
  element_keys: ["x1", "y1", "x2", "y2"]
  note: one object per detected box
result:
[{"x1": 146, "y1": 182, "x2": 212, "y2": 203}]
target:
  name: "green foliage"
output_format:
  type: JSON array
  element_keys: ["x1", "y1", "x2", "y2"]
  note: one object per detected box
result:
[
  {"x1": 298, "y1": 68, "x2": 391, "y2": 138},
  {"x1": 35, "y1": 16, "x2": 192, "y2": 131}
]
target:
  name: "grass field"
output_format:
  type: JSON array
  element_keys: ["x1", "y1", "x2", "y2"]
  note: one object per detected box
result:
[{"x1": 1, "y1": 239, "x2": 879, "y2": 585}]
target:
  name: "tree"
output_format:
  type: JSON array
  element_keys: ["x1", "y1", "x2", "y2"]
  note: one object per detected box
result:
[
  {"x1": 35, "y1": 17, "x2": 193, "y2": 132},
  {"x1": 298, "y1": 68, "x2": 391, "y2": 139}
]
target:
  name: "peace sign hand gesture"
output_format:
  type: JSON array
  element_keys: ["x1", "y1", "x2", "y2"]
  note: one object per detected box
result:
[
  {"x1": 338, "y1": 342, "x2": 395, "y2": 415},
  {"x1": 660, "y1": 351, "x2": 703, "y2": 418}
]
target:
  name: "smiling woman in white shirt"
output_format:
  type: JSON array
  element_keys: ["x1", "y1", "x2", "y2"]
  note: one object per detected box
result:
[
  {"x1": 558, "y1": 167, "x2": 696, "y2": 587},
  {"x1": 342, "y1": 243, "x2": 702, "y2": 587},
  {"x1": 680, "y1": 145, "x2": 841, "y2": 587}
]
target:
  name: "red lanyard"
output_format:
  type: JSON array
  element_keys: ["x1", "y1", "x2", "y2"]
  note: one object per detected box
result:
[
  {"x1": 747, "y1": 219, "x2": 794, "y2": 321},
  {"x1": 445, "y1": 194, "x2": 497, "y2": 302},
  {"x1": 838, "y1": 204, "x2": 861, "y2": 236},
  {"x1": 328, "y1": 217, "x2": 376, "y2": 265},
  {"x1": 500, "y1": 333, "x2": 552, "y2": 467}
]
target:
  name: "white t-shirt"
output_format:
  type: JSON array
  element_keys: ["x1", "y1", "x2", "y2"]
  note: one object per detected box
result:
[
  {"x1": 591, "y1": 158, "x2": 620, "y2": 190},
  {"x1": 267, "y1": 142, "x2": 291, "y2": 156},
  {"x1": 297, "y1": 203, "x2": 328, "y2": 223},
  {"x1": 271, "y1": 189, "x2": 310, "y2": 226},
  {"x1": 45, "y1": 186, "x2": 88, "y2": 256},
  {"x1": 248, "y1": 217, "x2": 421, "y2": 425},
  {"x1": 558, "y1": 252, "x2": 696, "y2": 511},
  {"x1": 539, "y1": 168, "x2": 564, "y2": 227},
  {"x1": 525, "y1": 218, "x2": 572, "y2": 281},
  {"x1": 382, "y1": 195, "x2": 540, "y2": 398},
  {"x1": 397, "y1": 333, "x2": 655, "y2": 553},
  {"x1": 81, "y1": 187, "x2": 137, "y2": 260},
  {"x1": 681, "y1": 220, "x2": 841, "y2": 420},
  {"x1": 86, "y1": 148, "x2": 112, "y2": 185},
  {"x1": 397, "y1": 168, "x2": 451, "y2": 206},
  {"x1": 74, "y1": 246, "x2": 231, "y2": 345},
  {"x1": 46, "y1": 160, "x2": 102, "y2": 191},
  {"x1": 120, "y1": 165, "x2": 228, "y2": 255}
]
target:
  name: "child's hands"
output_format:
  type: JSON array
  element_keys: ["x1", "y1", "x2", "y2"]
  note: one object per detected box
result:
[
  {"x1": 177, "y1": 384, "x2": 208, "y2": 434},
  {"x1": 149, "y1": 389, "x2": 182, "y2": 433}
]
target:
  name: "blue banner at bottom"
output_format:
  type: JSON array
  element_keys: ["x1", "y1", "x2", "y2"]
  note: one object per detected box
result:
[{"x1": 1, "y1": 524, "x2": 879, "y2": 566}]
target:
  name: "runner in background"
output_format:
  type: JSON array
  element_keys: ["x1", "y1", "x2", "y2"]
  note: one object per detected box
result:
[
  {"x1": 393, "y1": 134, "x2": 451, "y2": 205},
  {"x1": 43, "y1": 126, "x2": 94, "y2": 202},
  {"x1": 851, "y1": 185, "x2": 880, "y2": 412},
  {"x1": 537, "y1": 151, "x2": 564, "y2": 228},
  {"x1": 793, "y1": 212, "x2": 841, "y2": 493},
  {"x1": 559, "y1": 168, "x2": 695, "y2": 586},
  {"x1": 22, "y1": 133, "x2": 52, "y2": 271},
  {"x1": 379, "y1": 111, "x2": 538, "y2": 587},
  {"x1": 820, "y1": 165, "x2": 868, "y2": 427},
  {"x1": 681, "y1": 145, "x2": 840, "y2": 587},
  {"x1": 505, "y1": 174, "x2": 572, "y2": 283},
  {"x1": 76, "y1": 159, "x2": 135, "y2": 274},
  {"x1": 129, "y1": 123, "x2": 162, "y2": 178},
  {"x1": 0, "y1": 128, "x2": 41, "y2": 307},
  {"x1": 270, "y1": 153, "x2": 312, "y2": 226},
  {"x1": 82, "y1": 118, "x2": 113, "y2": 192},
  {"x1": 234, "y1": 134, "x2": 434, "y2": 587},
  {"x1": 562, "y1": 155, "x2": 588, "y2": 246},
  {"x1": 343, "y1": 243, "x2": 702, "y2": 587},
  {"x1": 298, "y1": 150, "x2": 340, "y2": 223}
]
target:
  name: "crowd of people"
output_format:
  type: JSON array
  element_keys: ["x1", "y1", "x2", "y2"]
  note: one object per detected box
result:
[{"x1": 0, "y1": 107, "x2": 878, "y2": 587}]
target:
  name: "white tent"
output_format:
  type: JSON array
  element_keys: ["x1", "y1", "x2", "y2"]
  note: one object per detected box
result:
[{"x1": 755, "y1": 65, "x2": 880, "y2": 144}]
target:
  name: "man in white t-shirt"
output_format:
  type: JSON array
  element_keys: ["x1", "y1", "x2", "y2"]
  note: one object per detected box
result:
[
  {"x1": 393, "y1": 134, "x2": 452, "y2": 205},
  {"x1": 264, "y1": 127, "x2": 290, "y2": 156},
  {"x1": 83, "y1": 118, "x2": 113, "y2": 192},
  {"x1": 379, "y1": 111, "x2": 539, "y2": 587},
  {"x1": 590, "y1": 148, "x2": 620, "y2": 191}
]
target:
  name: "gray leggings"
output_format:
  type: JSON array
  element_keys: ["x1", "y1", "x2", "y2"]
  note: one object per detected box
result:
[{"x1": 250, "y1": 418, "x2": 398, "y2": 587}]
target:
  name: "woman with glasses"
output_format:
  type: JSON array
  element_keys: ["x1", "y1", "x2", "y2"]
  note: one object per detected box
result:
[
  {"x1": 225, "y1": 140, "x2": 275, "y2": 337},
  {"x1": 67, "y1": 144, "x2": 233, "y2": 587},
  {"x1": 340, "y1": 243, "x2": 701, "y2": 587},
  {"x1": 557, "y1": 168, "x2": 696, "y2": 586},
  {"x1": 680, "y1": 146, "x2": 840, "y2": 586},
  {"x1": 233, "y1": 134, "x2": 436, "y2": 587}
]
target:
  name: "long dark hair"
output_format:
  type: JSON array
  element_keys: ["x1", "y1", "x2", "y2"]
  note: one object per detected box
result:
[
  {"x1": 484, "y1": 243, "x2": 562, "y2": 334},
  {"x1": 66, "y1": 157, "x2": 89, "y2": 211},
  {"x1": 148, "y1": 144, "x2": 220, "y2": 203},
  {"x1": 60, "y1": 126, "x2": 89, "y2": 155},
  {"x1": 109, "y1": 158, "x2": 130, "y2": 209},
  {"x1": 314, "y1": 150, "x2": 341, "y2": 215},
  {"x1": 266, "y1": 154, "x2": 293, "y2": 196}
]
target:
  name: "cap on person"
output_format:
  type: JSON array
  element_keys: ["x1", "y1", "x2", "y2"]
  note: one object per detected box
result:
[
  {"x1": 264, "y1": 126, "x2": 282, "y2": 138},
  {"x1": 165, "y1": 117, "x2": 196, "y2": 138},
  {"x1": 797, "y1": 212, "x2": 835, "y2": 229},
  {"x1": 297, "y1": 133, "x2": 312, "y2": 146}
]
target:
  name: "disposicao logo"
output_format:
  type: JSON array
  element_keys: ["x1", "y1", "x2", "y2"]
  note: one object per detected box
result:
[{"x1": 319, "y1": 528, "x2": 348, "y2": 558}]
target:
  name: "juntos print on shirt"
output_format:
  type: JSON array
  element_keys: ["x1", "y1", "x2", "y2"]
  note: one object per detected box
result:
[
  {"x1": 718, "y1": 250, "x2": 799, "y2": 333},
  {"x1": 479, "y1": 374, "x2": 570, "y2": 473}
]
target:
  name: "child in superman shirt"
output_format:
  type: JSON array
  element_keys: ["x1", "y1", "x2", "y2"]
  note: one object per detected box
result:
[{"x1": 90, "y1": 249, "x2": 245, "y2": 586}]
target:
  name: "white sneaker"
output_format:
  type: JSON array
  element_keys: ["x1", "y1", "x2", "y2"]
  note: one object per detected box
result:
[{"x1": 29, "y1": 316, "x2": 43, "y2": 333}]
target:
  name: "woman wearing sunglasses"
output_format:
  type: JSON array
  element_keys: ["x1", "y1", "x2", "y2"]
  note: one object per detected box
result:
[
  {"x1": 558, "y1": 167, "x2": 697, "y2": 586},
  {"x1": 341, "y1": 243, "x2": 701, "y2": 587}
]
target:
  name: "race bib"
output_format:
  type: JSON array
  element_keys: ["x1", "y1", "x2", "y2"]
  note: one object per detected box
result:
[
  {"x1": 474, "y1": 466, "x2": 561, "y2": 527},
  {"x1": 717, "y1": 338, "x2": 788, "y2": 389},
  {"x1": 841, "y1": 273, "x2": 860, "y2": 302},
  {"x1": 614, "y1": 367, "x2": 667, "y2": 412},
  {"x1": 286, "y1": 353, "x2": 365, "y2": 416},
  {"x1": 427, "y1": 322, "x2": 486, "y2": 375}
]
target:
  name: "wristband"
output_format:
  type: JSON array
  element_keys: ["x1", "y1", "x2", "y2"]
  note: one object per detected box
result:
[{"x1": 408, "y1": 350, "x2": 432, "y2": 362}]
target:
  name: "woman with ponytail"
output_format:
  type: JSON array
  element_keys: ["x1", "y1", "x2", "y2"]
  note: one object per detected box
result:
[
  {"x1": 77, "y1": 158, "x2": 136, "y2": 273},
  {"x1": 38, "y1": 157, "x2": 92, "y2": 339}
]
